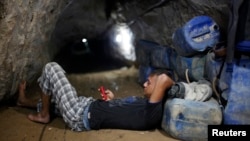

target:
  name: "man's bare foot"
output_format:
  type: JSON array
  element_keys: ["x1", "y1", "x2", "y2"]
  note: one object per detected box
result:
[
  {"x1": 17, "y1": 80, "x2": 27, "y2": 106},
  {"x1": 27, "y1": 113, "x2": 50, "y2": 124},
  {"x1": 17, "y1": 80, "x2": 37, "y2": 108}
]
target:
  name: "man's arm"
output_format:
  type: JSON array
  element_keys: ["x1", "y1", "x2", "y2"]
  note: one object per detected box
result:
[{"x1": 149, "y1": 74, "x2": 174, "y2": 103}]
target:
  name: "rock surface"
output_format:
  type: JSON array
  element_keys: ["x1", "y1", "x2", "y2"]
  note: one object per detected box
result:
[
  {"x1": 0, "y1": 0, "x2": 69, "y2": 101},
  {"x1": 0, "y1": 0, "x2": 229, "y2": 102}
]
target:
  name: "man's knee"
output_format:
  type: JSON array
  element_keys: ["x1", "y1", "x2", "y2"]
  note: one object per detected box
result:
[
  {"x1": 43, "y1": 62, "x2": 59, "y2": 74},
  {"x1": 44, "y1": 62, "x2": 59, "y2": 70},
  {"x1": 45, "y1": 62, "x2": 59, "y2": 68},
  {"x1": 44, "y1": 62, "x2": 65, "y2": 75}
]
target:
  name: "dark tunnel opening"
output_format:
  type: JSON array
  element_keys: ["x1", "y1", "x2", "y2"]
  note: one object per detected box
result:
[
  {"x1": 53, "y1": 36, "x2": 134, "y2": 74},
  {"x1": 50, "y1": 0, "x2": 166, "y2": 74},
  {"x1": 50, "y1": 0, "x2": 140, "y2": 74}
]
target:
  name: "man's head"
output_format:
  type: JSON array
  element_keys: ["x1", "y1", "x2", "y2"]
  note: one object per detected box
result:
[{"x1": 143, "y1": 69, "x2": 173, "y2": 98}]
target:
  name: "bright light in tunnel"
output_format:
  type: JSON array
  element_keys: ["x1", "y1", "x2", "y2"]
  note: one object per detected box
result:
[
  {"x1": 82, "y1": 38, "x2": 87, "y2": 43},
  {"x1": 111, "y1": 23, "x2": 136, "y2": 62},
  {"x1": 115, "y1": 34, "x2": 122, "y2": 43}
]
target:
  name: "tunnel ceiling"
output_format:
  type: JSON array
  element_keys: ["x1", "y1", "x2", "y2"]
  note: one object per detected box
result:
[
  {"x1": 0, "y1": 0, "x2": 229, "y2": 102},
  {"x1": 50, "y1": 0, "x2": 229, "y2": 73}
]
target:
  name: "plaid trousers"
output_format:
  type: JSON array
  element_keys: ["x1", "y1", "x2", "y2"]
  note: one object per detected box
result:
[{"x1": 37, "y1": 62, "x2": 94, "y2": 131}]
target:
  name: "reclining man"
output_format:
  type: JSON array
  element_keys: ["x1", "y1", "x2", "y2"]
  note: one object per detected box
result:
[{"x1": 17, "y1": 62, "x2": 174, "y2": 131}]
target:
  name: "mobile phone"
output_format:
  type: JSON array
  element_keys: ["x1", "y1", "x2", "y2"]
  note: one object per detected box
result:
[{"x1": 99, "y1": 86, "x2": 108, "y2": 101}]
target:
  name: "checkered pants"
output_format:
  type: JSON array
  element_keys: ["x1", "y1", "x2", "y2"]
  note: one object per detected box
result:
[{"x1": 37, "y1": 62, "x2": 94, "y2": 131}]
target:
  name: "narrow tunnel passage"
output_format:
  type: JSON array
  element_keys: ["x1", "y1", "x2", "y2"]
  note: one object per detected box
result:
[{"x1": 53, "y1": 36, "x2": 135, "y2": 74}]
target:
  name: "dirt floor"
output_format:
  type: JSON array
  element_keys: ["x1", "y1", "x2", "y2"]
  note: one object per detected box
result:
[{"x1": 0, "y1": 66, "x2": 179, "y2": 141}]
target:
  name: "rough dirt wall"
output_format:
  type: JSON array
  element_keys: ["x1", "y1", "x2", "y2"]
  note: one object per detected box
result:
[
  {"x1": 0, "y1": 0, "x2": 229, "y2": 102},
  {"x1": 52, "y1": 0, "x2": 229, "y2": 73},
  {"x1": 0, "y1": 0, "x2": 69, "y2": 101},
  {"x1": 123, "y1": 0, "x2": 229, "y2": 46}
]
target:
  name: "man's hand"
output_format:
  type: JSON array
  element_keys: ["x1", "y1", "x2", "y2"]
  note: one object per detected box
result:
[
  {"x1": 149, "y1": 74, "x2": 174, "y2": 103},
  {"x1": 98, "y1": 86, "x2": 114, "y2": 101}
]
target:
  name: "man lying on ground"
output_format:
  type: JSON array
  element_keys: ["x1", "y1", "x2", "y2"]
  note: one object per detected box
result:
[{"x1": 17, "y1": 62, "x2": 174, "y2": 131}]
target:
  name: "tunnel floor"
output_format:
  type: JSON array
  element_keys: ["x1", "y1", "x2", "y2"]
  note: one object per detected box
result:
[{"x1": 0, "y1": 66, "x2": 178, "y2": 141}]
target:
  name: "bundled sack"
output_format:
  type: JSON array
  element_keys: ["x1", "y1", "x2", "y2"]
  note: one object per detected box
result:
[
  {"x1": 169, "y1": 48, "x2": 207, "y2": 82},
  {"x1": 209, "y1": 0, "x2": 250, "y2": 124},
  {"x1": 136, "y1": 39, "x2": 207, "y2": 82},
  {"x1": 222, "y1": 56, "x2": 250, "y2": 124},
  {"x1": 135, "y1": 39, "x2": 171, "y2": 68},
  {"x1": 204, "y1": 43, "x2": 226, "y2": 83},
  {"x1": 135, "y1": 40, "x2": 174, "y2": 85}
]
